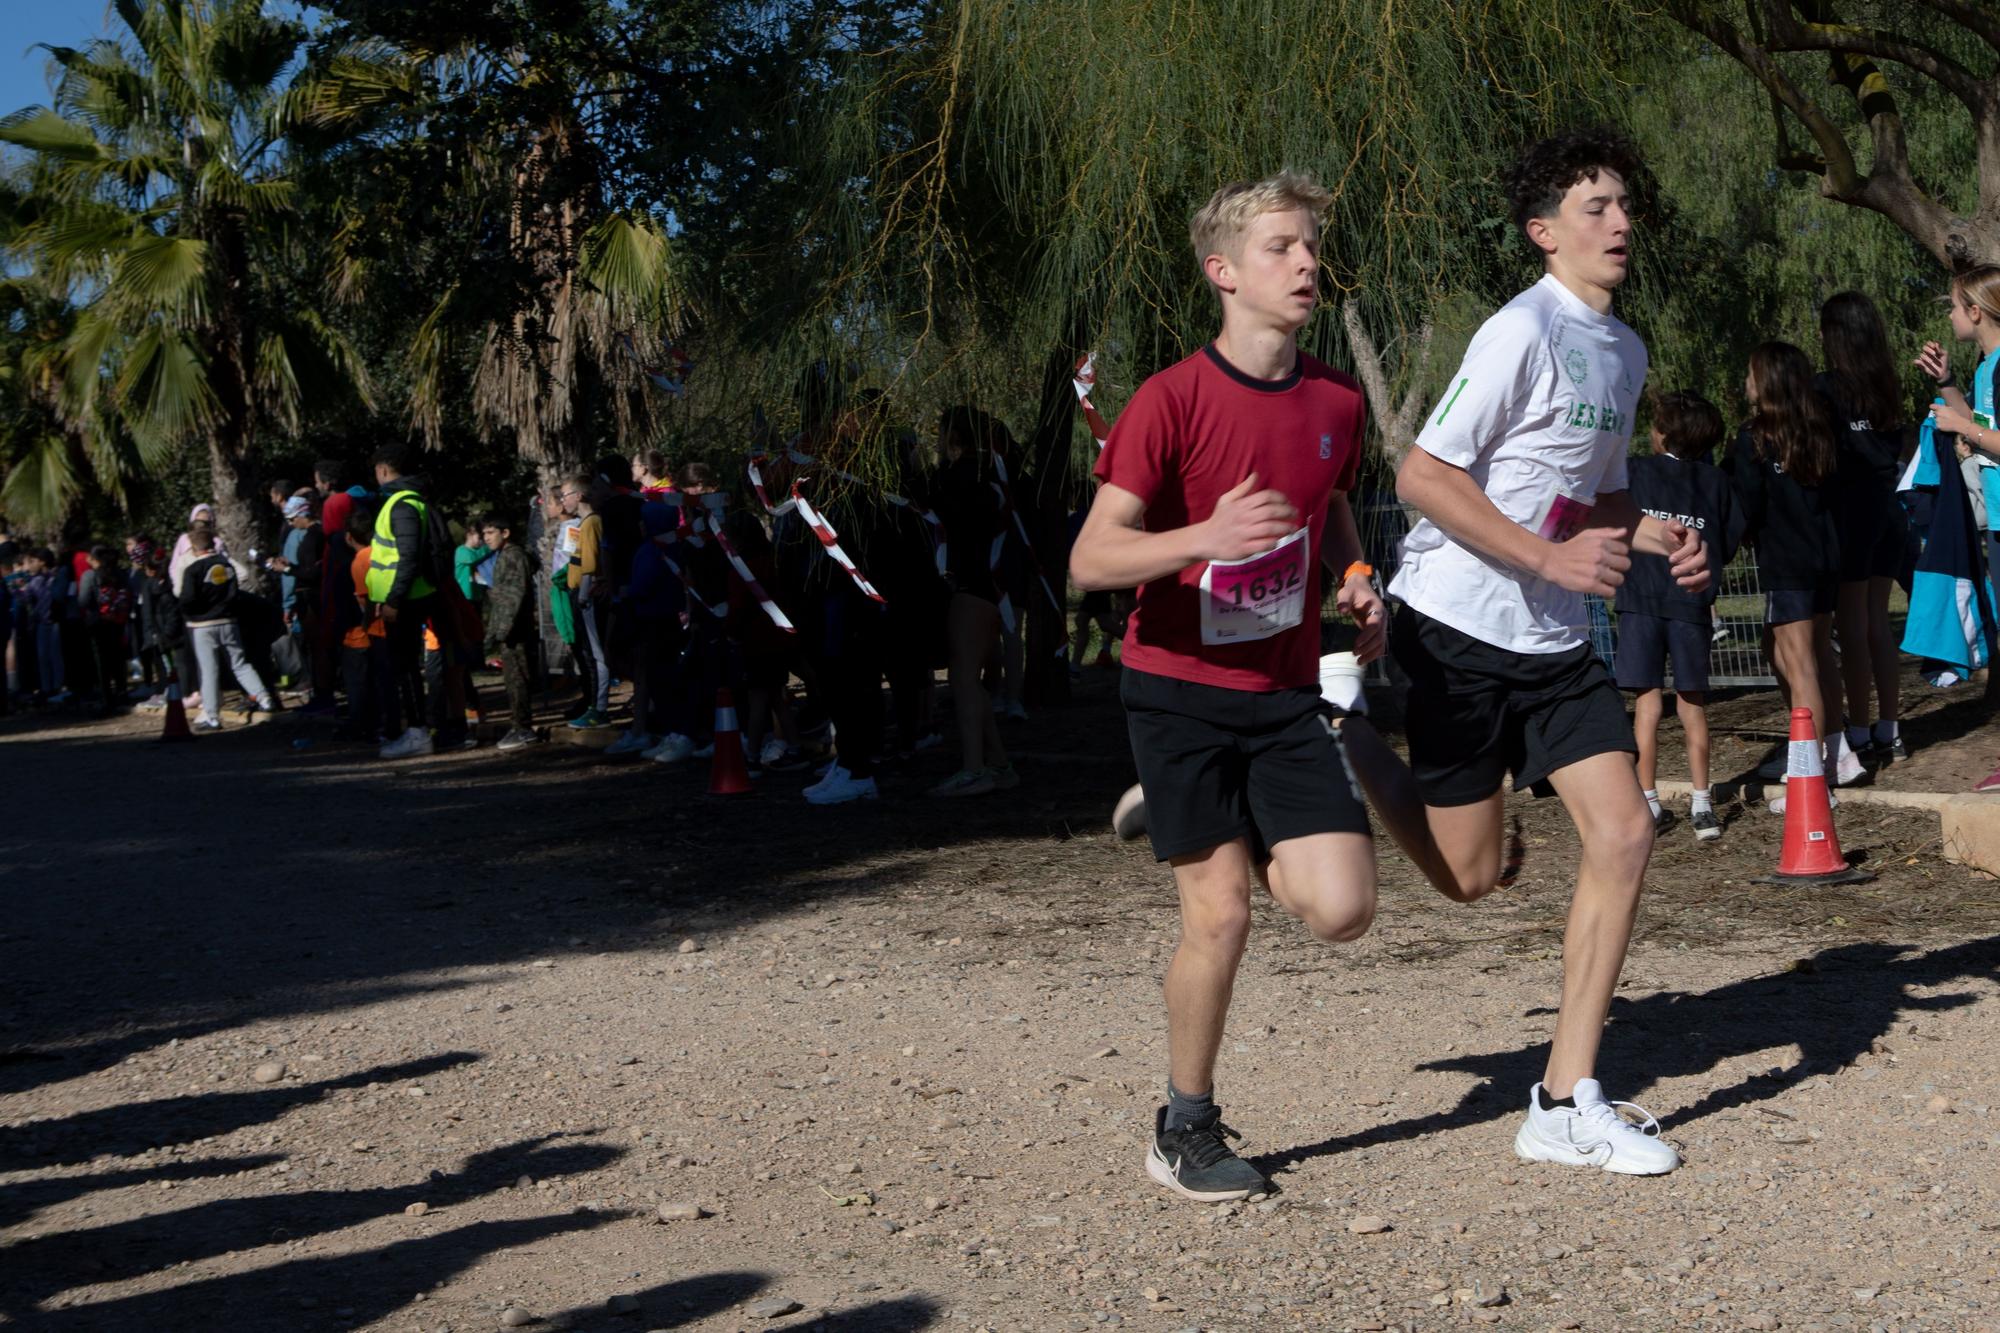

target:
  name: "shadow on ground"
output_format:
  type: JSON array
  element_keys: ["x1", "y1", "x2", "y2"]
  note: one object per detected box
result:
[{"x1": 1253, "y1": 932, "x2": 1998, "y2": 1179}]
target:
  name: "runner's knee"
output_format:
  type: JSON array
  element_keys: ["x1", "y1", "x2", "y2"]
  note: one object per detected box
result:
[
  {"x1": 1179, "y1": 894, "x2": 1252, "y2": 958},
  {"x1": 1299, "y1": 892, "x2": 1374, "y2": 943}
]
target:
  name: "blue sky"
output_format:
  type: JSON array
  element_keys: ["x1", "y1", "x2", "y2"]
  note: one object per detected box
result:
[{"x1": 0, "y1": 0, "x2": 116, "y2": 116}]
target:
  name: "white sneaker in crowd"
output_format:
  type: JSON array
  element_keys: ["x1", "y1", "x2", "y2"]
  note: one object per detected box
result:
[
  {"x1": 1832, "y1": 737, "x2": 1868, "y2": 787},
  {"x1": 759, "y1": 736, "x2": 789, "y2": 766},
  {"x1": 646, "y1": 733, "x2": 696, "y2": 764},
  {"x1": 379, "y1": 727, "x2": 434, "y2": 760},
  {"x1": 1513, "y1": 1079, "x2": 1679, "y2": 1176},
  {"x1": 1767, "y1": 791, "x2": 1838, "y2": 816},
  {"x1": 804, "y1": 763, "x2": 851, "y2": 797},
  {"x1": 805, "y1": 770, "x2": 878, "y2": 805},
  {"x1": 604, "y1": 729, "x2": 655, "y2": 757}
]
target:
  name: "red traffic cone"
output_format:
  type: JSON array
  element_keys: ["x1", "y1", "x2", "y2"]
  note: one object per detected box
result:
[
  {"x1": 706, "y1": 687, "x2": 753, "y2": 795},
  {"x1": 160, "y1": 671, "x2": 195, "y2": 743},
  {"x1": 1760, "y1": 707, "x2": 1873, "y2": 885}
]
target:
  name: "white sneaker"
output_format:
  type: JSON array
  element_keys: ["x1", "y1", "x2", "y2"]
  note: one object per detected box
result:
[
  {"x1": 805, "y1": 770, "x2": 878, "y2": 804},
  {"x1": 1768, "y1": 791, "x2": 1838, "y2": 815},
  {"x1": 759, "y1": 736, "x2": 788, "y2": 766},
  {"x1": 604, "y1": 729, "x2": 655, "y2": 757},
  {"x1": 804, "y1": 762, "x2": 850, "y2": 797},
  {"x1": 1832, "y1": 738, "x2": 1868, "y2": 787},
  {"x1": 911, "y1": 731, "x2": 944, "y2": 752},
  {"x1": 379, "y1": 726, "x2": 434, "y2": 760},
  {"x1": 647, "y1": 733, "x2": 696, "y2": 764},
  {"x1": 1317, "y1": 650, "x2": 1367, "y2": 715},
  {"x1": 1514, "y1": 1079, "x2": 1679, "y2": 1176}
]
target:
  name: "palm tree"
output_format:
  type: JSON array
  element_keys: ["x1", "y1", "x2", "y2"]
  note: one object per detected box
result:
[
  {"x1": 292, "y1": 22, "x2": 695, "y2": 488},
  {"x1": 0, "y1": 0, "x2": 372, "y2": 557}
]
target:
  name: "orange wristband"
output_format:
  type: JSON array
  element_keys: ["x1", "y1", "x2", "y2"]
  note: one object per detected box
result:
[{"x1": 1342, "y1": 561, "x2": 1374, "y2": 584}]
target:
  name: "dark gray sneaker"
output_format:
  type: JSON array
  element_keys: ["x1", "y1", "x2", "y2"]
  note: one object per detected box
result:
[
  {"x1": 1691, "y1": 808, "x2": 1721, "y2": 841},
  {"x1": 1652, "y1": 806, "x2": 1678, "y2": 835},
  {"x1": 1145, "y1": 1106, "x2": 1268, "y2": 1202}
]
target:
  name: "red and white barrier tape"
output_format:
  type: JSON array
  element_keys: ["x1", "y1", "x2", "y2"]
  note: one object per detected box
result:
[
  {"x1": 1073, "y1": 351, "x2": 1111, "y2": 450},
  {"x1": 789, "y1": 484, "x2": 887, "y2": 603},
  {"x1": 989, "y1": 450, "x2": 1069, "y2": 648},
  {"x1": 702, "y1": 515, "x2": 797, "y2": 633}
]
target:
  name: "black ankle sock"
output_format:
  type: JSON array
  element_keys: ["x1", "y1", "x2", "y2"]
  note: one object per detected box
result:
[
  {"x1": 1537, "y1": 1086, "x2": 1576, "y2": 1112},
  {"x1": 1165, "y1": 1083, "x2": 1214, "y2": 1131}
]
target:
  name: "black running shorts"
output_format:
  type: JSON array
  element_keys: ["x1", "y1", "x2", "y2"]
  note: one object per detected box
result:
[
  {"x1": 1121, "y1": 666, "x2": 1369, "y2": 863},
  {"x1": 1392, "y1": 606, "x2": 1636, "y2": 807},
  {"x1": 1612, "y1": 611, "x2": 1711, "y2": 693}
]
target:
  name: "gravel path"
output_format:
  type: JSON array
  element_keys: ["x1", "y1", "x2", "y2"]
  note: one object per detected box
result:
[{"x1": 4, "y1": 677, "x2": 1998, "y2": 1332}]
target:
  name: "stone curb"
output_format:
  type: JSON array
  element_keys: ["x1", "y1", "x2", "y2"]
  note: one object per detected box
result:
[{"x1": 1656, "y1": 780, "x2": 2000, "y2": 876}]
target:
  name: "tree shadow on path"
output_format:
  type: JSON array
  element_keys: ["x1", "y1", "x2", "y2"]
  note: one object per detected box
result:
[{"x1": 1253, "y1": 933, "x2": 1997, "y2": 1180}]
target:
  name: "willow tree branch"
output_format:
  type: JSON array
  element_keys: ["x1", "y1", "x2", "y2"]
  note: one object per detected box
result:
[
  {"x1": 1768, "y1": 15, "x2": 1989, "y2": 113},
  {"x1": 1670, "y1": 6, "x2": 1861, "y2": 196},
  {"x1": 1906, "y1": 0, "x2": 2000, "y2": 57}
]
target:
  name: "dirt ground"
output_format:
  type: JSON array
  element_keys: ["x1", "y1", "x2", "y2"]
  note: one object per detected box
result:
[{"x1": 5, "y1": 666, "x2": 2000, "y2": 1333}]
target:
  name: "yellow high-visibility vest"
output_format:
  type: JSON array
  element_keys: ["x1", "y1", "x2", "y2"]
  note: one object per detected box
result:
[{"x1": 365, "y1": 489, "x2": 436, "y2": 602}]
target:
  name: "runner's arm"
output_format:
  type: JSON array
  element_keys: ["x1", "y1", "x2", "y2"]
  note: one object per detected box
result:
[
  {"x1": 1322, "y1": 491, "x2": 1387, "y2": 663},
  {"x1": 1594, "y1": 489, "x2": 1711, "y2": 592},
  {"x1": 1070, "y1": 478, "x2": 1295, "y2": 591},
  {"x1": 1397, "y1": 446, "x2": 1634, "y2": 596},
  {"x1": 1394, "y1": 446, "x2": 1558, "y2": 577}
]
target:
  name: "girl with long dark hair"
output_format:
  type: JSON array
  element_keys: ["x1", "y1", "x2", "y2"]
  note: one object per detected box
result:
[
  {"x1": 1726, "y1": 340, "x2": 1854, "y2": 803},
  {"x1": 1818, "y1": 292, "x2": 1908, "y2": 767}
]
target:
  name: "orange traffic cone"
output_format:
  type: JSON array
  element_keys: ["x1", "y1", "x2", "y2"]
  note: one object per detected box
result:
[
  {"x1": 706, "y1": 687, "x2": 753, "y2": 795},
  {"x1": 160, "y1": 671, "x2": 194, "y2": 743},
  {"x1": 1760, "y1": 707, "x2": 1873, "y2": 885}
]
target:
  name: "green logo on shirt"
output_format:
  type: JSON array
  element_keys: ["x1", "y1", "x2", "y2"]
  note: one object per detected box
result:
[
  {"x1": 1565, "y1": 400, "x2": 1625, "y2": 434},
  {"x1": 1565, "y1": 348, "x2": 1590, "y2": 388}
]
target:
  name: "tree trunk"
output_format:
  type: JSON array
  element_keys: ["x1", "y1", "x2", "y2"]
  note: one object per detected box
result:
[
  {"x1": 204, "y1": 214, "x2": 265, "y2": 584},
  {"x1": 1341, "y1": 301, "x2": 1434, "y2": 469}
]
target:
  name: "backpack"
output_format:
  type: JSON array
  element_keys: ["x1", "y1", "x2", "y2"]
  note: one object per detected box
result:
[{"x1": 97, "y1": 579, "x2": 133, "y2": 626}]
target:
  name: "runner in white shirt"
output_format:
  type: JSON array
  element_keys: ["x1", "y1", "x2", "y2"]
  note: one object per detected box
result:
[{"x1": 1339, "y1": 129, "x2": 1709, "y2": 1175}]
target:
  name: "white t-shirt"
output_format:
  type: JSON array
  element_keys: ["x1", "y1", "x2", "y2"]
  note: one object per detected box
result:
[{"x1": 1389, "y1": 274, "x2": 1646, "y2": 653}]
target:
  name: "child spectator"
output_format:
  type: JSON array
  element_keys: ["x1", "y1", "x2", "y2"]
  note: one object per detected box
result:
[
  {"x1": 1616, "y1": 392, "x2": 1737, "y2": 840},
  {"x1": 564, "y1": 474, "x2": 614, "y2": 729},
  {"x1": 130, "y1": 542, "x2": 176, "y2": 709},
  {"x1": 480, "y1": 512, "x2": 542, "y2": 750},
  {"x1": 1725, "y1": 341, "x2": 1854, "y2": 805},
  {"x1": 28, "y1": 546, "x2": 71, "y2": 703},
  {"x1": 78, "y1": 544, "x2": 134, "y2": 713},
  {"x1": 177, "y1": 524, "x2": 274, "y2": 728},
  {"x1": 608, "y1": 499, "x2": 686, "y2": 756},
  {"x1": 455, "y1": 524, "x2": 488, "y2": 601},
  {"x1": 1818, "y1": 292, "x2": 1909, "y2": 766},
  {"x1": 340, "y1": 502, "x2": 385, "y2": 743},
  {"x1": 0, "y1": 542, "x2": 18, "y2": 711},
  {"x1": 928, "y1": 406, "x2": 1014, "y2": 795}
]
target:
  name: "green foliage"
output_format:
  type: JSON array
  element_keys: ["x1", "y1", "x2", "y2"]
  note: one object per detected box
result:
[{"x1": 0, "y1": 0, "x2": 372, "y2": 548}]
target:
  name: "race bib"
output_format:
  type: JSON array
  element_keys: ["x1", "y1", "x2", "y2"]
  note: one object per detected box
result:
[
  {"x1": 1199, "y1": 527, "x2": 1308, "y2": 646},
  {"x1": 1534, "y1": 487, "x2": 1595, "y2": 543}
]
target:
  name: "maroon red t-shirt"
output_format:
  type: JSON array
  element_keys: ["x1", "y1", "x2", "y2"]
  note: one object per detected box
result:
[{"x1": 1093, "y1": 344, "x2": 1365, "y2": 691}]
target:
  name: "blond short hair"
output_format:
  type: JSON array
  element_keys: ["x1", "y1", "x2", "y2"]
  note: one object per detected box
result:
[{"x1": 1189, "y1": 171, "x2": 1333, "y2": 269}]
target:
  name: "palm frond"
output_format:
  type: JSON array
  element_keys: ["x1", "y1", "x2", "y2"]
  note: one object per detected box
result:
[
  {"x1": 114, "y1": 325, "x2": 217, "y2": 443},
  {"x1": 0, "y1": 429, "x2": 79, "y2": 529},
  {"x1": 0, "y1": 107, "x2": 110, "y2": 162},
  {"x1": 114, "y1": 232, "x2": 209, "y2": 324}
]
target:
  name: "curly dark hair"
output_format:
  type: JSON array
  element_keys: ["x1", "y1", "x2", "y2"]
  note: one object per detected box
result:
[{"x1": 1505, "y1": 128, "x2": 1642, "y2": 230}]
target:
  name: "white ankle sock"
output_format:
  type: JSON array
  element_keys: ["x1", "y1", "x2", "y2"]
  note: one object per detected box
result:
[
  {"x1": 1643, "y1": 788, "x2": 1662, "y2": 818},
  {"x1": 1690, "y1": 787, "x2": 1713, "y2": 814}
]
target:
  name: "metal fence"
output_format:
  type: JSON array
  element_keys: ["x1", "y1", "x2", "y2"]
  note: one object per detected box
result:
[{"x1": 1349, "y1": 499, "x2": 1778, "y2": 689}]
